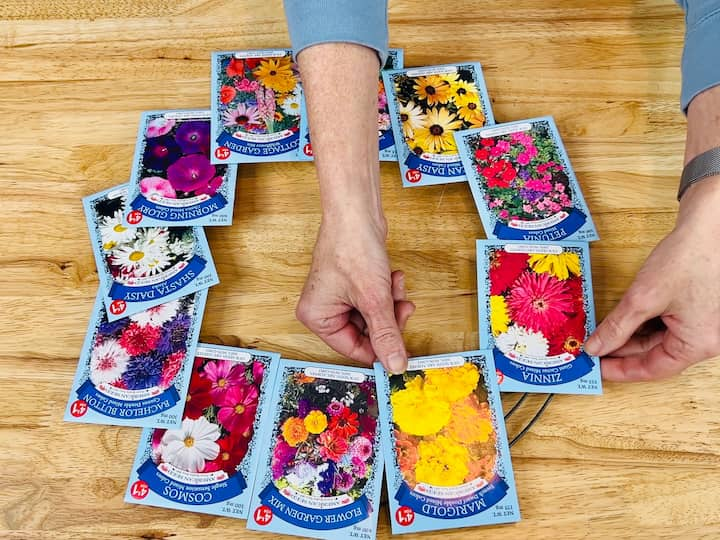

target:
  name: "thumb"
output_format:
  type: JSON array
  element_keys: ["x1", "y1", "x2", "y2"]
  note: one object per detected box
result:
[{"x1": 361, "y1": 292, "x2": 408, "y2": 375}]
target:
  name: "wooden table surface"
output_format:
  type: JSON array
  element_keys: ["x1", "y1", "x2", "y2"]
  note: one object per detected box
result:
[{"x1": 2, "y1": 1, "x2": 719, "y2": 539}]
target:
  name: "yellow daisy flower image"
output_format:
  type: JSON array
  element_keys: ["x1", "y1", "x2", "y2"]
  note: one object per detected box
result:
[
  {"x1": 412, "y1": 75, "x2": 453, "y2": 106},
  {"x1": 398, "y1": 100, "x2": 426, "y2": 139},
  {"x1": 528, "y1": 252, "x2": 582, "y2": 280},
  {"x1": 413, "y1": 107, "x2": 463, "y2": 154},
  {"x1": 450, "y1": 79, "x2": 479, "y2": 107},
  {"x1": 457, "y1": 97, "x2": 484, "y2": 122},
  {"x1": 253, "y1": 57, "x2": 296, "y2": 94}
]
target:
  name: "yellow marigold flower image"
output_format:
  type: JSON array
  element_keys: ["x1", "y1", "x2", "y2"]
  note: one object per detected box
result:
[
  {"x1": 412, "y1": 75, "x2": 453, "y2": 106},
  {"x1": 303, "y1": 410, "x2": 328, "y2": 434},
  {"x1": 445, "y1": 395, "x2": 495, "y2": 444},
  {"x1": 490, "y1": 295, "x2": 510, "y2": 336},
  {"x1": 253, "y1": 57, "x2": 297, "y2": 94},
  {"x1": 449, "y1": 79, "x2": 479, "y2": 107},
  {"x1": 528, "y1": 252, "x2": 581, "y2": 280},
  {"x1": 415, "y1": 435, "x2": 470, "y2": 486},
  {"x1": 391, "y1": 376, "x2": 450, "y2": 436},
  {"x1": 423, "y1": 362, "x2": 480, "y2": 403},
  {"x1": 281, "y1": 416, "x2": 308, "y2": 447},
  {"x1": 413, "y1": 107, "x2": 463, "y2": 154}
]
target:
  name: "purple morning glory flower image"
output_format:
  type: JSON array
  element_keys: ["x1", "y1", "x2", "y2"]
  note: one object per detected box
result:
[
  {"x1": 174, "y1": 121, "x2": 210, "y2": 155},
  {"x1": 143, "y1": 135, "x2": 182, "y2": 171},
  {"x1": 167, "y1": 154, "x2": 216, "y2": 193}
]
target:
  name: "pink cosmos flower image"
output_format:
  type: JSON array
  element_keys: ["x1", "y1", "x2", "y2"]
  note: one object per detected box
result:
[{"x1": 201, "y1": 359, "x2": 246, "y2": 401}]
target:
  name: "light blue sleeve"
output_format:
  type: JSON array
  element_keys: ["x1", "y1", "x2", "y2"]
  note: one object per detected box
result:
[
  {"x1": 283, "y1": 0, "x2": 388, "y2": 65},
  {"x1": 678, "y1": 0, "x2": 720, "y2": 111}
]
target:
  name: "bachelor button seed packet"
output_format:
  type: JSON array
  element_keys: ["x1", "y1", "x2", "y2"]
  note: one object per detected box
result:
[
  {"x1": 297, "y1": 48, "x2": 404, "y2": 162},
  {"x1": 374, "y1": 351, "x2": 521, "y2": 534},
  {"x1": 211, "y1": 49, "x2": 302, "y2": 164},
  {"x1": 247, "y1": 360, "x2": 383, "y2": 540},
  {"x1": 64, "y1": 288, "x2": 207, "y2": 428},
  {"x1": 123, "y1": 110, "x2": 238, "y2": 227},
  {"x1": 382, "y1": 62, "x2": 494, "y2": 187},
  {"x1": 125, "y1": 344, "x2": 281, "y2": 518},
  {"x1": 477, "y1": 240, "x2": 602, "y2": 394},
  {"x1": 455, "y1": 116, "x2": 599, "y2": 242},
  {"x1": 84, "y1": 184, "x2": 219, "y2": 321}
]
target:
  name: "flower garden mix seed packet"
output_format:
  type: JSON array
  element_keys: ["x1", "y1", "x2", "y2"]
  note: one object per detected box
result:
[
  {"x1": 382, "y1": 62, "x2": 494, "y2": 187},
  {"x1": 374, "y1": 352, "x2": 520, "y2": 534},
  {"x1": 64, "y1": 289, "x2": 207, "y2": 428},
  {"x1": 84, "y1": 184, "x2": 219, "y2": 321},
  {"x1": 124, "y1": 110, "x2": 238, "y2": 227},
  {"x1": 125, "y1": 344, "x2": 280, "y2": 518},
  {"x1": 455, "y1": 117, "x2": 599, "y2": 242},
  {"x1": 247, "y1": 360, "x2": 383, "y2": 540},
  {"x1": 211, "y1": 49, "x2": 302, "y2": 163},
  {"x1": 477, "y1": 240, "x2": 602, "y2": 394},
  {"x1": 298, "y1": 48, "x2": 404, "y2": 162}
]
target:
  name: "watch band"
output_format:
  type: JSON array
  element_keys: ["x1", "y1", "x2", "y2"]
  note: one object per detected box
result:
[{"x1": 677, "y1": 146, "x2": 720, "y2": 200}]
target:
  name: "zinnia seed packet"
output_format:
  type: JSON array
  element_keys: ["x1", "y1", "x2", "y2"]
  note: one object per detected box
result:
[
  {"x1": 211, "y1": 49, "x2": 302, "y2": 164},
  {"x1": 455, "y1": 117, "x2": 599, "y2": 242},
  {"x1": 64, "y1": 288, "x2": 207, "y2": 428},
  {"x1": 124, "y1": 344, "x2": 281, "y2": 518},
  {"x1": 123, "y1": 110, "x2": 238, "y2": 227},
  {"x1": 246, "y1": 360, "x2": 383, "y2": 540},
  {"x1": 382, "y1": 62, "x2": 495, "y2": 187},
  {"x1": 374, "y1": 352, "x2": 521, "y2": 534},
  {"x1": 477, "y1": 240, "x2": 603, "y2": 394},
  {"x1": 84, "y1": 184, "x2": 219, "y2": 322},
  {"x1": 297, "y1": 48, "x2": 404, "y2": 162}
]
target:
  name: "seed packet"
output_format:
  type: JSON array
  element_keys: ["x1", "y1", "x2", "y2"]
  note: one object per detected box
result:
[
  {"x1": 247, "y1": 360, "x2": 383, "y2": 540},
  {"x1": 84, "y1": 184, "x2": 219, "y2": 321},
  {"x1": 477, "y1": 240, "x2": 602, "y2": 394},
  {"x1": 455, "y1": 117, "x2": 599, "y2": 242},
  {"x1": 124, "y1": 344, "x2": 281, "y2": 518},
  {"x1": 123, "y1": 110, "x2": 238, "y2": 227},
  {"x1": 64, "y1": 289, "x2": 207, "y2": 428},
  {"x1": 211, "y1": 49, "x2": 302, "y2": 164},
  {"x1": 374, "y1": 351, "x2": 521, "y2": 534},
  {"x1": 297, "y1": 48, "x2": 404, "y2": 162},
  {"x1": 382, "y1": 62, "x2": 494, "y2": 187}
]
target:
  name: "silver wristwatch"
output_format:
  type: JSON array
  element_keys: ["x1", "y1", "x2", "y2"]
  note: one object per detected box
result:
[{"x1": 677, "y1": 146, "x2": 720, "y2": 200}]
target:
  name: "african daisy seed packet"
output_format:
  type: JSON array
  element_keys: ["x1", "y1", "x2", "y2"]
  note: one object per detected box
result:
[
  {"x1": 123, "y1": 110, "x2": 238, "y2": 227},
  {"x1": 246, "y1": 360, "x2": 384, "y2": 540},
  {"x1": 125, "y1": 344, "x2": 281, "y2": 518},
  {"x1": 211, "y1": 49, "x2": 302, "y2": 164},
  {"x1": 477, "y1": 240, "x2": 602, "y2": 394},
  {"x1": 64, "y1": 289, "x2": 207, "y2": 428},
  {"x1": 298, "y1": 48, "x2": 404, "y2": 162},
  {"x1": 382, "y1": 62, "x2": 494, "y2": 187},
  {"x1": 374, "y1": 351, "x2": 521, "y2": 534},
  {"x1": 84, "y1": 184, "x2": 219, "y2": 322},
  {"x1": 455, "y1": 116, "x2": 599, "y2": 242}
]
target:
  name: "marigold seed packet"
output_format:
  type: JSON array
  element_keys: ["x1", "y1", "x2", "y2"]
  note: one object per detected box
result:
[
  {"x1": 477, "y1": 240, "x2": 602, "y2": 394},
  {"x1": 247, "y1": 360, "x2": 383, "y2": 540},
  {"x1": 455, "y1": 117, "x2": 599, "y2": 242},
  {"x1": 211, "y1": 49, "x2": 302, "y2": 164},
  {"x1": 124, "y1": 110, "x2": 238, "y2": 227},
  {"x1": 298, "y1": 48, "x2": 404, "y2": 162},
  {"x1": 374, "y1": 351, "x2": 520, "y2": 534},
  {"x1": 382, "y1": 62, "x2": 494, "y2": 187},
  {"x1": 84, "y1": 184, "x2": 219, "y2": 321},
  {"x1": 64, "y1": 289, "x2": 207, "y2": 428},
  {"x1": 124, "y1": 344, "x2": 281, "y2": 518}
]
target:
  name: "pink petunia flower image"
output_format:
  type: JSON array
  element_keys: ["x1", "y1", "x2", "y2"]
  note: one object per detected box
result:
[{"x1": 140, "y1": 176, "x2": 176, "y2": 199}]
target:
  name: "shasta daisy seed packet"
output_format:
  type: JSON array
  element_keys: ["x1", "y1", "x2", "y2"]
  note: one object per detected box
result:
[
  {"x1": 382, "y1": 62, "x2": 494, "y2": 187},
  {"x1": 211, "y1": 49, "x2": 302, "y2": 164},
  {"x1": 477, "y1": 240, "x2": 602, "y2": 394},
  {"x1": 298, "y1": 48, "x2": 404, "y2": 162},
  {"x1": 247, "y1": 360, "x2": 383, "y2": 540},
  {"x1": 64, "y1": 289, "x2": 207, "y2": 428},
  {"x1": 84, "y1": 184, "x2": 219, "y2": 322},
  {"x1": 374, "y1": 351, "x2": 521, "y2": 534},
  {"x1": 455, "y1": 117, "x2": 599, "y2": 242},
  {"x1": 123, "y1": 110, "x2": 238, "y2": 227},
  {"x1": 125, "y1": 344, "x2": 280, "y2": 518}
]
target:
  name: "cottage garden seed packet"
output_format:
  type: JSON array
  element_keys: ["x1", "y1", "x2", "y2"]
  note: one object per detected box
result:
[
  {"x1": 455, "y1": 117, "x2": 599, "y2": 241},
  {"x1": 125, "y1": 344, "x2": 280, "y2": 518},
  {"x1": 64, "y1": 289, "x2": 207, "y2": 428},
  {"x1": 84, "y1": 184, "x2": 218, "y2": 321},
  {"x1": 211, "y1": 49, "x2": 302, "y2": 163},
  {"x1": 382, "y1": 62, "x2": 494, "y2": 187},
  {"x1": 374, "y1": 352, "x2": 520, "y2": 534},
  {"x1": 247, "y1": 360, "x2": 383, "y2": 540},
  {"x1": 477, "y1": 240, "x2": 602, "y2": 394},
  {"x1": 123, "y1": 110, "x2": 238, "y2": 227}
]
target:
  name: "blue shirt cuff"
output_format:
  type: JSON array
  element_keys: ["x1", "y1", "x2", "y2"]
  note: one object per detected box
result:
[{"x1": 681, "y1": 0, "x2": 720, "y2": 111}]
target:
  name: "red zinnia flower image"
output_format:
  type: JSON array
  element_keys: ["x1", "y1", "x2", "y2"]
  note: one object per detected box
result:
[
  {"x1": 226, "y1": 58, "x2": 245, "y2": 77},
  {"x1": 328, "y1": 407, "x2": 359, "y2": 439},
  {"x1": 507, "y1": 271, "x2": 574, "y2": 335},
  {"x1": 564, "y1": 276, "x2": 586, "y2": 312},
  {"x1": 317, "y1": 429, "x2": 350, "y2": 462},
  {"x1": 183, "y1": 376, "x2": 213, "y2": 419},
  {"x1": 119, "y1": 322, "x2": 161, "y2": 356},
  {"x1": 547, "y1": 312, "x2": 587, "y2": 356},
  {"x1": 220, "y1": 85, "x2": 236, "y2": 104},
  {"x1": 489, "y1": 250, "x2": 529, "y2": 295}
]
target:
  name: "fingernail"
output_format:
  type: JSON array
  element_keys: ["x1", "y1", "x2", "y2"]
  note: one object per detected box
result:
[
  {"x1": 398, "y1": 275, "x2": 405, "y2": 294},
  {"x1": 387, "y1": 353, "x2": 406, "y2": 375}
]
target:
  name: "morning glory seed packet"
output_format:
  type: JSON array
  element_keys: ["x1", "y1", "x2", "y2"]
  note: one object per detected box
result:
[
  {"x1": 125, "y1": 344, "x2": 281, "y2": 519},
  {"x1": 477, "y1": 240, "x2": 602, "y2": 394},
  {"x1": 84, "y1": 184, "x2": 219, "y2": 321},
  {"x1": 374, "y1": 351, "x2": 521, "y2": 534}
]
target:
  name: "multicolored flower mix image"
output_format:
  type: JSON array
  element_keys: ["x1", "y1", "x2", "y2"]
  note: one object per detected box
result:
[
  {"x1": 389, "y1": 361, "x2": 497, "y2": 488},
  {"x1": 488, "y1": 247, "x2": 587, "y2": 358},
  {"x1": 89, "y1": 295, "x2": 196, "y2": 391},
  {"x1": 270, "y1": 371, "x2": 378, "y2": 500},
  {"x1": 150, "y1": 354, "x2": 266, "y2": 476},
  {"x1": 377, "y1": 54, "x2": 398, "y2": 141}
]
